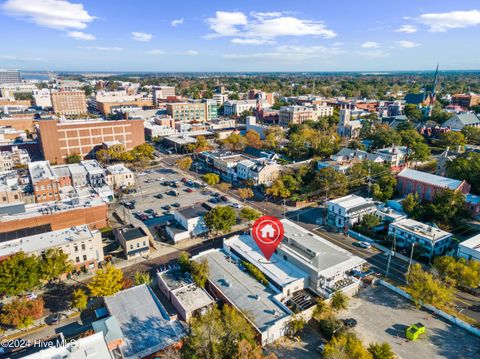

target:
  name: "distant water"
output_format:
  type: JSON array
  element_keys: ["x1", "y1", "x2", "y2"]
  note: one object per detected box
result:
[{"x1": 22, "y1": 72, "x2": 50, "y2": 81}]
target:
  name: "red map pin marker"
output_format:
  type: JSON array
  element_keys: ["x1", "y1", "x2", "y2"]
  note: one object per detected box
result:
[{"x1": 252, "y1": 216, "x2": 285, "y2": 260}]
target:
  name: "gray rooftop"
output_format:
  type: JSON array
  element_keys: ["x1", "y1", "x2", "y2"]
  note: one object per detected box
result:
[
  {"x1": 397, "y1": 168, "x2": 464, "y2": 190},
  {"x1": 194, "y1": 250, "x2": 291, "y2": 333},
  {"x1": 104, "y1": 284, "x2": 186, "y2": 359},
  {"x1": 177, "y1": 203, "x2": 209, "y2": 219}
]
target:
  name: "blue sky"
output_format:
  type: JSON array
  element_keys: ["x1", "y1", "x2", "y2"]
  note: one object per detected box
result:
[{"x1": 1, "y1": 0, "x2": 480, "y2": 72}]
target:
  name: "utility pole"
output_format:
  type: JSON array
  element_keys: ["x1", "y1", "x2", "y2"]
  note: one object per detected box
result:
[
  {"x1": 386, "y1": 234, "x2": 396, "y2": 278},
  {"x1": 367, "y1": 164, "x2": 372, "y2": 196},
  {"x1": 406, "y1": 242, "x2": 416, "y2": 284}
]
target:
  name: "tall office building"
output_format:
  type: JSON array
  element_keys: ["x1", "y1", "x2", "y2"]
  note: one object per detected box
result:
[
  {"x1": 51, "y1": 90, "x2": 87, "y2": 115},
  {"x1": 0, "y1": 69, "x2": 21, "y2": 84}
]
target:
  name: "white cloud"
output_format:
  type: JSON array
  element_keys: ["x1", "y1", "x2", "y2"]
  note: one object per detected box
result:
[
  {"x1": 171, "y1": 18, "x2": 184, "y2": 27},
  {"x1": 361, "y1": 41, "x2": 380, "y2": 49},
  {"x1": 2, "y1": 0, "x2": 95, "y2": 30},
  {"x1": 206, "y1": 11, "x2": 335, "y2": 44},
  {"x1": 395, "y1": 40, "x2": 420, "y2": 48},
  {"x1": 418, "y1": 9, "x2": 480, "y2": 32},
  {"x1": 147, "y1": 49, "x2": 165, "y2": 54},
  {"x1": 231, "y1": 38, "x2": 272, "y2": 45},
  {"x1": 333, "y1": 42, "x2": 344, "y2": 46},
  {"x1": 184, "y1": 50, "x2": 198, "y2": 55},
  {"x1": 79, "y1": 46, "x2": 123, "y2": 51},
  {"x1": 206, "y1": 11, "x2": 248, "y2": 37},
  {"x1": 67, "y1": 31, "x2": 95, "y2": 41},
  {"x1": 0, "y1": 55, "x2": 17, "y2": 60},
  {"x1": 131, "y1": 32, "x2": 153, "y2": 42},
  {"x1": 395, "y1": 24, "x2": 418, "y2": 33}
]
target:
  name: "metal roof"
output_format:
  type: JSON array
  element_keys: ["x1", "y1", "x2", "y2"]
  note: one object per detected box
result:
[{"x1": 397, "y1": 168, "x2": 464, "y2": 190}]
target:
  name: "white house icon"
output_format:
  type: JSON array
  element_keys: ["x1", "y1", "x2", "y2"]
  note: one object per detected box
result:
[{"x1": 260, "y1": 224, "x2": 276, "y2": 238}]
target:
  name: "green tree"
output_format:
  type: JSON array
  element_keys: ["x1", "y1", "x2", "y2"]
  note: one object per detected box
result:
[
  {"x1": 314, "y1": 167, "x2": 348, "y2": 198},
  {"x1": 324, "y1": 333, "x2": 372, "y2": 359},
  {"x1": 409, "y1": 141, "x2": 431, "y2": 163},
  {"x1": 195, "y1": 136, "x2": 212, "y2": 152},
  {"x1": 356, "y1": 214, "x2": 381, "y2": 232},
  {"x1": 176, "y1": 156, "x2": 193, "y2": 171},
  {"x1": 434, "y1": 256, "x2": 480, "y2": 289},
  {"x1": 66, "y1": 153, "x2": 82, "y2": 164},
  {"x1": 203, "y1": 173, "x2": 220, "y2": 186},
  {"x1": 319, "y1": 315, "x2": 344, "y2": 340},
  {"x1": 242, "y1": 261, "x2": 269, "y2": 285},
  {"x1": 96, "y1": 149, "x2": 109, "y2": 164},
  {"x1": 240, "y1": 207, "x2": 261, "y2": 222},
  {"x1": 264, "y1": 126, "x2": 284, "y2": 149},
  {"x1": 134, "y1": 271, "x2": 152, "y2": 286},
  {"x1": 439, "y1": 131, "x2": 466, "y2": 149},
  {"x1": 87, "y1": 263, "x2": 124, "y2": 297},
  {"x1": 39, "y1": 249, "x2": 73, "y2": 281},
  {"x1": 402, "y1": 193, "x2": 420, "y2": 215},
  {"x1": 462, "y1": 126, "x2": 480, "y2": 145},
  {"x1": 368, "y1": 342, "x2": 396, "y2": 359},
  {"x1": 287, "y1": 316, "x2": 306, "y2": 337},
  {"x1": 131, "y1": 143, "x2": 155, "y2": 161},
  {"x1": 404, "y1": 104, "x2": 423, "y2": 121},
  {"x1": 191, "y1": 259, "x2": 209, "y2": 288},
  {"x1": 330, "y1": 291, "x2": 349, "y2": 312},
  {"x1": 178, "y1": 251, "x2": 191, "y2": 273},
  {"x1": 237, "y1": 188, "x2": 254, "y2": 202},
  {"x1": 446, "y1": 152, "x2": 480, "y2": 194},
  {"x1": 0, "y1": 252, "x2": 41, "y2": 296},
  {"x1": 204, "y1": 205, "x2": 237, "y2": 234},
  {"x1": 372, "y1": 174, "x2": 396, "y2": 202},
  {"x1": 266, "y1": 177, "x2": 292, "y2": 199},
  {"x1": 369, "y1": 126, "x2": 401, "y2": 150},
  {"x1": 406, "y1": 264, "x2": 454, "y2": 308},
  {"x1": 71, "y1": 288, "x2": 88, "y2": 311}
]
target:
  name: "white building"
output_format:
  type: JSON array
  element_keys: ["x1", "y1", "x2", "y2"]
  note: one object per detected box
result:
[
  {"x1": 276, "y1": 220, "x2": 365, "y2": 297},
  {"x1": 193, "y1": 249, "x2": 293, "y2": 346},
  {"x1": 0, "y1": 146, "x2": 30, "y2": 172},
  {"x1": 313, "y1": 103, "x2": 334, "y2": 118},
  {"x1": 388, "y1": 219, "x2": 453, "y2": 258},
  {"x1": 327, "y1": 195, "x2": 378, "y2": 229},
  {"x1": 157, "y1": 269, "x2": 214, "y2": 322},
  {"x1": 457, "y1": 234, "x2": 480, "y2": 262},
  {"x1": 223, "y1": 99, "x2": 262, "y2": 116},
  {"x1": 0, "y1": 225, "x2": 104, "y2": 269},
  {"x1": 212, "y1": 93, "x2": 228, "y2": 105},
  {"x1": 33, "y1": 88, "x2": 52, "y2": 108},
  {"x1": 105, "y1": 164, "x2": 135, "y2": 189},
  {"x1": 165, "y1": 204, "x2": 209, "y2": 243},
  {"x1": 22, "y1": 332, "x2": 112, "y2": 359}
]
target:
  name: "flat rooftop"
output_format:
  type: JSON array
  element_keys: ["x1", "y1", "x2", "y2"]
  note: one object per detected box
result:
[
  {"x1": 280, "y1": 219, "x2": 365, "y2": 278},
  {"x1": 194, "y1": 250, "x2": 291, "y2": 333},
  {"x1": 106, "y1": 163, "x2": 133, "y2": 175},
  {"x1": 390, "y1": 218, "x2": 451, "y2": 241},
  {"x1": 398, "y1": 168, "x2": 463, "y2": 190},
  {"x1": 119, "y1": 226, "x2": 147, "y2": 241},
  {"x1": 81, "y1": 160, "x2": 104, "y2": 175},
  {"x1": 177, "y1": 203, "x2": 209, "y2": 219},
  {"x1": 459, "y1": 234, "x2": 480, "y2": 252},
  {"x1": 28, "y1": 161, "x2": 55, "y2": 183},
  {"x1": 158, "y1": 270, "x2": 214, "y2": 313},
  {"x1": 224, "y1": 234, "x2": 308, "y2": 288},
  {"x1": 104, "y1": 284, "x2": 186, "y2": 359},
  {"x1": 0, "y1": 225, "x2": 97, "y2": 257},
  {"x1": 328, "y1": 194, "x2": 373, "y2": 210}
]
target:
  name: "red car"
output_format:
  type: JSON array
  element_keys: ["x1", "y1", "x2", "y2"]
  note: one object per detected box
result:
[
  {"x1": 185, "y1": 188, "x2": 194, "y2": 193},
  {"x1": 181, "y1": 177, "x2": 188, "y2": 183}
]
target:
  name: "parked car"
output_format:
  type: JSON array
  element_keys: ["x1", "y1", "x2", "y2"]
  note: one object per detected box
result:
[
  {"x1": 358, "y1": 241, "x2": 371, "y2": 249},
  {"x1": 185, "y1": 188, "x2": 193, "y2": 193},
  {"x1": 158, "y1": 177, "x2": 165, "y2": 181},
  {"x1": 154, "y1": 193, "x2": 164, "y2": 199},
  {"x1": 230, "y1": 203, "x2": 242, "y2": 209},
  {"x1": 167, "y1": 190, "x2": 179, "y2": 196},
  {"x1": 139, "y1": 214, "x2": 148, "y2": 221},
  {"x1": 48, "y1": 313, "x2": 62, "y2": 325},
  {"x1": 162, "y1": 205, "x2": 171, "y2": 210},
  {"x1": 144, "y1": 209, "x2": 155, "y2": 214},
  {"x1": 181, "y1": 177, "x2": 188, "y2": 183},
  {"x1": 26, "y1": 292, "x2": 38, "y2": 300},
  {"x1": 209, "y1": 197, "x2": 220, "y2": 204},
  {"x1": 172, "y1": 202, "x2": 181, "y2": 208},
  {"x1": 162, "y1": 181, "x2": 170, "y2": 186},
  {"x1": 220, "y1": 196, "x2": 228, "y2": 202}
]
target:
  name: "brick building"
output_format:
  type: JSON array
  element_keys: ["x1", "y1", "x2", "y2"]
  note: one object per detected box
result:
[
  {"x1": 28, "y1": 161, "x2": 62, "y2": 203},
  {"x1": 451, "y1": 94, "x2": 480, "y2": 109},
  {"x1": 51, "y1": 90, "x2": 87, "y2": 115},
  {"x1": 37, "y1": 118, "x2": 145, "y2": 164}
]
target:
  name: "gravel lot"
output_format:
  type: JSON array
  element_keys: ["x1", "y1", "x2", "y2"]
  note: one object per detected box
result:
[{"x1": 339, "y1": 284, "x2": 480, "y2": 359}]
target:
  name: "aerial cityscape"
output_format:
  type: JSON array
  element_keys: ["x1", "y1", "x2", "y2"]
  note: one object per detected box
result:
[{"x1": 1, "y1": 1, "x2": 480, "y2": 358}]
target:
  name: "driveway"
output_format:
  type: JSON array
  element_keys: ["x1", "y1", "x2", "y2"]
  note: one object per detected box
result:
[{"x1": 339, "y1": 284, "x2": 480, "y2": 359}]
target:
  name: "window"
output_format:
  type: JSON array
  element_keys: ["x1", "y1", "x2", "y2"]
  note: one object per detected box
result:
[
  {"x1": 283, "y1": 254, "x2": 287, "y2": 261},
  {"x1": 137, "y1": 243, "x2": 140, "y2": 248},
  {"x1": 74, "y1": 246, "x2": 78, "y2": 252},
  {"x1": 143, "y1": 241, "x2": 146, "y2": 246},
  {"x1": 130, "y1": 245, "x2": 133, "y2": 250},
  {"x1": 81, "y1": 244, "x2": 86, "y2": 250},
  {"x1": 75, "y1": 257, "x2": 80, "y2": 263},
  {"x1": 83, "y1": 255, "x2": 87, "y2": 261}
]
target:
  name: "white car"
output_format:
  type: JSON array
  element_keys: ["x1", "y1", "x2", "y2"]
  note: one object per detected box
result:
[
  {"x1": 26, "y1": 293, "x2": 38, "y2": 300},
  {"x1": 230, "y1": 203, "x2": 242, "y2": 209},
  {"x1": 158, "y1": 177, "x2": 165, "y2": 181},
  {"x1": 358, "y1": 241, "x2": 371, "y2": 249}
]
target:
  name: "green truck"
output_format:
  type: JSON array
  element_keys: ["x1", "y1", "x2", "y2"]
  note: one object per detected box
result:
[{"x1": 406, "y1": 323, "x2": 426, "y2": 340}]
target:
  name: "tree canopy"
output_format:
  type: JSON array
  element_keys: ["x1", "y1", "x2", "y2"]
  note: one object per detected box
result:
[
  {"x1": 204, "y1": 206, "x2": 237, "y2": 234},
  {"x1": 87, "y1": 263, "x2": 124, "y2": 297}
]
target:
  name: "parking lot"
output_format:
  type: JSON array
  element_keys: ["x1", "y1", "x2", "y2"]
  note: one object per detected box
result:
[
  {"x1": 112, "y1": 165, "x2": 244, "y2": 242},
  {"x1": 339, "y1": 284, "x2": 480, "y2": 359}
]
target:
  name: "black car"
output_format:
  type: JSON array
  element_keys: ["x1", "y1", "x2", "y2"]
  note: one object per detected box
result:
[
  {"x1": 162, "y1": 181, "x2": 170, "y2": 186},
  {"x1": 342, "y1": 318, "x2": 358, "y2": 328},
  {"x1": 209, "y1": 197, "x2": 220, "y2": 204},
  {"x1": 220, "y1": 196, "x2": 228, "y2": 202},
  {"x1": 154, "y1": 193, "x2": 164, "y2": 199},
  {"x1": 48, "y1": 313, "x2": 62, "y2": 325},
  {"x1": 162, "y1": 205, "x2": 171, "y2": 210},
  {"x1": 172, "y1": 202, "x2": 181, "y2": 208}
]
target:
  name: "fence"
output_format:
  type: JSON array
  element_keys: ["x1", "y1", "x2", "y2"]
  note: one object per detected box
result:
[{"x1": 378, "y1": 279, "x2": 480, "y2": 337}]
